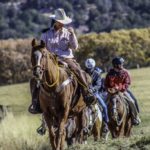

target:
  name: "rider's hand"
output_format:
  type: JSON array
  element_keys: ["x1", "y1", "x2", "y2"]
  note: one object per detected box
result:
[
  {"x1": 88, "y1": 88, "x2": 93, "y2": 94},
  {"x1": 115, "y1": 85, "x2": 119, "y2": 90},
  {"x1": 108, "y1": 88, "x2": 117, "y2": 94},
  {"x1": 68, "y1": 27, "x2": 75, "y2": 35}
]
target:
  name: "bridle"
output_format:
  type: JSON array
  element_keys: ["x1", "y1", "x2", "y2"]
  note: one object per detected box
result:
[
  {"x1": 32, "y1": 49, "x2": 60, "y2": 88},
  {"x1": 111, "y1": 94, "x2": 126, "y2": 126}
]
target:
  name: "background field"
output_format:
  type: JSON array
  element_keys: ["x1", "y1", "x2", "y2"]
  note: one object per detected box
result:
[{"x1": 0, "y1": 67, "x2": 150, "y2": 150}]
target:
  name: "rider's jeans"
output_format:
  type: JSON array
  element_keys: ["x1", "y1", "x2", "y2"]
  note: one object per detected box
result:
[
  {"x1": 94, "y1": 91, "x2": 109, "y2": 123},
  {"x1": 124, "y1": 91, "x2": 138, "y2": 119},
  {"x1": 127, "y1": 90, "x2": 140, "y2": 113}
]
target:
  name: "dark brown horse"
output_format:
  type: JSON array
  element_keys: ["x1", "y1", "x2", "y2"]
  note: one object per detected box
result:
[
  {"x1": 107, "y1": 91, "x2": 132, "y2": 138},
  {"x1": 31, "y1": 39, "x2": 89, "y2": 150}
]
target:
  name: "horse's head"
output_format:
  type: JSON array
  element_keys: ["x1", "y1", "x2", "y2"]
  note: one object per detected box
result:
[
  {"x1": 109, "y1": 93, "x2": 124, "y2": 126},
  {"x1": 31, "y1": 39, "x2": 47, "y2": 79}
]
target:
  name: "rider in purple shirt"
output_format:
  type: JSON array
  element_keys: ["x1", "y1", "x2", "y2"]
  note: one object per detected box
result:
[
  {"x1": 29, "y1": 8, "x2": 95, "y2": 114},
  {"x1": 41, "y1": 27, "x2": 78, "y2": 58}
]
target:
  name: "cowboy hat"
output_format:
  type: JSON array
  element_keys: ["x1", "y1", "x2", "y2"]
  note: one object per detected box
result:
[{"x1": 49, "y1": 8, "x2": 72, "y2": 25}]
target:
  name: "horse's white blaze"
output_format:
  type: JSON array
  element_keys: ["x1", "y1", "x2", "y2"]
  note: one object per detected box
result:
[{"x1": 34, "y1": 50, "x2": 42, "y2": 66}]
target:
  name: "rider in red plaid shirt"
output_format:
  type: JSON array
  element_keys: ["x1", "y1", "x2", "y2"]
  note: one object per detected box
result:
[
  {"x1": 105, "y1": 57, "x2": 140, "y2": 126},
  {"x1": 105, "y1": 64, "x2": 131, "y2": 92}
]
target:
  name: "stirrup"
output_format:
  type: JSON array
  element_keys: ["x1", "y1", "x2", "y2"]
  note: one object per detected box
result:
[
  {"x1": 28, "y1": 104, "x2": 42, "y2": 114},
  {"x1": 37, "y1": 125, "x2": 46, "y2": 136},
  {"x1": 132, "y1": 118, "x2": 140, "y2": 126}
]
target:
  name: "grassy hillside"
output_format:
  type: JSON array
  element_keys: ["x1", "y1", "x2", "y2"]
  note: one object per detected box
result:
[{"x1": 0, "y1": 68, "x2": 150, "y2": 150}]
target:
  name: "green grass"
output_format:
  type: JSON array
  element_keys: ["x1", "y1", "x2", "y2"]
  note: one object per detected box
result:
[
  {"x1": 0, "y1": 67, "x2": 150, "y2": 150},
  {"x1": 0, "y1": 83, "x2": 30, "y2": 114}
]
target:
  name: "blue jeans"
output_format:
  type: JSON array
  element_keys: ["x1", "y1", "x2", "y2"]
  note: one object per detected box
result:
[
  {"x1": 127, "y1": 90, "x2": 140, "y2": 113},
  {"x1": 94, "y1": 92, "x2": 109, "y2": 123}
]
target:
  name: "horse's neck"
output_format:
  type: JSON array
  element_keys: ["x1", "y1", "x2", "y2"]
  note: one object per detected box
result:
[
  {"x1": 44, "y1": 53, "x2": 59, "y2": 88},
  {"x1": 43, "y1": 53, "x2": 68, "y2": 90}
]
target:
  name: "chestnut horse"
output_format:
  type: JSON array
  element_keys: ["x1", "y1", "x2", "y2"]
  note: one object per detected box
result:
[
  {"x1": 31, "y1": 39, "x2": 90, "y2": 150},
  {"x1": 107, "y1": 92, "x2": 132, "y2": 138}
]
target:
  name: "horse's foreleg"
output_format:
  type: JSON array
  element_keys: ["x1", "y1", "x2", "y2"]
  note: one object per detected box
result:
[
  {"x1": 124, "y1": 117, "x2": 132, "y2": 137},
  {"x1": 56, "y1": 105, "x2": 70, "y2": 150},
  {"x1": 44, "y1": 113, "x2": 56, "y2": 150},
  {"x1": 60, "y1": 126, "x2": 66, "y2": 150},
  {"x1": 92, "y1": 119, "x2": 101, "y2": 141},
  {"x1": 118, "y1": 124, "x2": 125, "y2": 137},
  {"x1": 80, "y1": 109, "x2": 88, "y2": 144}
]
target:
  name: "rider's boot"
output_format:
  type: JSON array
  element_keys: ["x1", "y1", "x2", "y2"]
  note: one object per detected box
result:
[
  {"x1": 82, "y1": 88, "x2": 96, "y2": 105},
  {"x1": 102, "y1": 121, "x2": 109, "y2": 133},
  {"x1": 77, "y1": 75, "x2": 96, "y2": 105},
  {"x1": 28, "y1": 79, "x2": 42, "y2": 114},
  {"x1": 132, "y1": 115, "x2": 141, "y2": 126}
]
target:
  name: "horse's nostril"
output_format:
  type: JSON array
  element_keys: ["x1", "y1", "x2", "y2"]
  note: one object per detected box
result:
[
  {"x1": 33, "y1": 70, "x2": 40, "y2": 77},
  {"x1": 33, "y1": 71, "x2": 36, "y2": 76}
]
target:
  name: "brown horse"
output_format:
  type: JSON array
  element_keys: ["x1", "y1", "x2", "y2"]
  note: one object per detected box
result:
[
  {"x1": 107, "y1": 92, "x2": 132, "y2": 138},
  {"x1": 66, "y1": 104, "x2": 102, "y2": 146},
  {"x1": 31, "y1": 39, "x2": 89, "y2": 150}
]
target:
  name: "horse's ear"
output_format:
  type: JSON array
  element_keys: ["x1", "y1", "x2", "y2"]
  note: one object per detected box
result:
[
  {"x1": 41, "y1": 40, "x2": 45, "y2": 48},
  {"x1": 31, "y1": 39, "x2": 36, "y2": 47}
]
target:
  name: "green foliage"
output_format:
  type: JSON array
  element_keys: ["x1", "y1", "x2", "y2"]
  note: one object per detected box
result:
[
  {"x1": 0, "y1": 3, "x2": 49, "y2": 39},
  {"x1": 0, "y1": 39, "x2": 32, "y2": 85},
  {"x1": 0, "y1": 28, "x2": 150, "y2": 85},
  {"x1": 77, "y1": 28, "x2": 150, "y2": 69}
]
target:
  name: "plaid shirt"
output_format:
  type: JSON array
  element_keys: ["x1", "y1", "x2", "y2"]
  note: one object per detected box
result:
[
  {"x1": 105, "y1": 68, "x2": 131, "y2": 92},
  {"x1": 41, "y1": 27, "x2": 78, "y2": 58}
]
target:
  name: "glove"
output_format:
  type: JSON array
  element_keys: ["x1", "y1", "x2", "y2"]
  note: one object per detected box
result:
[{"x1": 108, "y1": 88, "x2": 117, "y2": 94}]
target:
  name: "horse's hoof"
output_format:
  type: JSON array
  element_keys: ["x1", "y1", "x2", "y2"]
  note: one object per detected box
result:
[
  {"x1": 83, "y1": 140, "x2": 87, "y2": 144},
  {"x1": 101, "y1": 131, "x2": 109, "y2": 141}
]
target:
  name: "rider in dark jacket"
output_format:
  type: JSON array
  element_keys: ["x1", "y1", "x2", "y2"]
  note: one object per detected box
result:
[{"x1": 85, "y1": 58, "x2": 109, "y2": 132}]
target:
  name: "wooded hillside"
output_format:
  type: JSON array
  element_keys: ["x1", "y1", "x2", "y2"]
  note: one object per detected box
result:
[{"x1": 1, "y1": 0, "x2": 150, "y2": 39}]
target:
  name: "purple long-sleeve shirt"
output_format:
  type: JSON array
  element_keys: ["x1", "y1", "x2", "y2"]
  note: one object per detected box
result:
[{"x1": 41, "y1": 27, "x2": 78, "y2": 58}]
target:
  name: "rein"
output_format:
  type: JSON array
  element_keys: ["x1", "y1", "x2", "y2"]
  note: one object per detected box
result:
[
  {"x1": 32, "y1": 65, "x2": 41, "y2": 69},
  {"x1": 113, "y1": 94, "x2": 127, "y2": 126}
]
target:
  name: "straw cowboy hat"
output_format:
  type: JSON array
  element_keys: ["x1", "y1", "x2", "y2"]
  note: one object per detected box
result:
[{"x1": 49, "y1": 8, "x2": 72, "y2": 25}]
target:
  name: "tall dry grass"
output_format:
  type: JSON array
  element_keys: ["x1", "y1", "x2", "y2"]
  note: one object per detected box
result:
[
  {"x1": 0, "y1": 113, "x2": 50, "y2": 150},
  {"x1": 0, "y1": 68, "x2": 150, "y2": 150}
]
